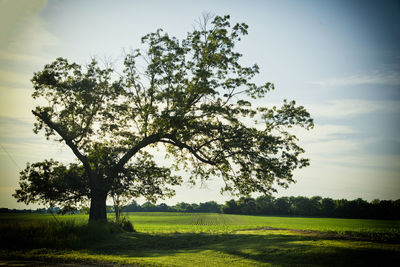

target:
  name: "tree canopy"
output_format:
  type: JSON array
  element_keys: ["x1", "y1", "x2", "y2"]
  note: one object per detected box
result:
[{"x1": 14, "y1": 14, "x2": 313, "y2": 222}]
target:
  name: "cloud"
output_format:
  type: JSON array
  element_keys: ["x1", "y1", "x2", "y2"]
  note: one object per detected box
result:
[
  {"x1": 0, "y1": 51, "x2": 50, "y2": 66},
  {"x1": 310, "y1": 71, "x2": 400, "y2": 87},
  {"x1": 306, "y1": 139, "x2": 361, "y2": 155},
  {"x1": 291, "y1": 123, "x2": 358, "y2": 151},
  {"x1": 0, "y1": 69, "x2": 31, "y2": 89},
  {"x1": 0, "y1": 2, "x2": 61, "y2": 120},
  {"x1": 282, "y1": 125, "x2": 400, "y2": 200},
  {"x1": 7, "y1": 15, "x2": 58, "y2": 58},
  {"x1": 0, "y1": 0, "x2": 55, "y2": 57},
  {"x1": 0, "y1": 116, "x2": 33, "y2": 139},
  {"x1": 0, "y1": 141, "x2": 74, "y2": 162},
  {"x1": 291, "y1": 122, "x2": 398, "y2": 169},
  {"x1": 0, "y1": 0, "x2": 47, "y2": 48},
  {"x1": 283, "y1": 159, "x2": 400, "y2": 201},
  {"x1": 0, "y1": 0, "x2": 61, "y2": 125},
  {"x1": 319, "y1": 154, "x2": 400, "y2": 170},
  {"x1": 305, "y1": 124, "x2": 357, "y2": 139},
  {"x1": 0, "y1": 0, "x2": 58, "y2": 96},
  {"x1": 308, "y1": 99, "x2": 400, "y2": 119},
  {"x1": 0, "y1": 86, "x2": 35, "y2": 119}
]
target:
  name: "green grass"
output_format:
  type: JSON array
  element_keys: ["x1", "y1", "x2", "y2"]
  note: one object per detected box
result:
[
  {"x1": 1, "y1": 212, "x2": 399, "y2": 266},
  {"x1": 125, "y1": 212, "x2": 400, "y2": 237}
]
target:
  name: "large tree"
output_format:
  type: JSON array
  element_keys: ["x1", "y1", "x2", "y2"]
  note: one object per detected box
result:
[{"x1": 14, "y1": 15, "x2": 313, "y2": 222}]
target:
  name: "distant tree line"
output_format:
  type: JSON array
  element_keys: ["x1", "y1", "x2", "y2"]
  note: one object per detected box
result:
[
  {"x1": 122, "y1": 201, "x2": 221, "y2": 213},
  {"x1": 2, "y1": 196, "x2": 399, "y2": 219},
  {"x1": 221, "y1": 196, "x2": 400, "y2": 219},
  {"x1": 0, "y1": 207, "x2": 63, "y2": 214},
  {"x1": 122, "y1": 196, "x2": 400, "y2": 219},
  {"x1": 0, "y1": 208, "x2": 36, "y2": 214}
]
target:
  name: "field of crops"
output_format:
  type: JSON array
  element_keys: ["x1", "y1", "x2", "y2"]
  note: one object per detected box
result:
[
  {"x1": 1, "y1": 212, "x2": 400, "y2": 266},
  {"x1": 124, "y1": 212, "x2": 400, "y2": 236}
]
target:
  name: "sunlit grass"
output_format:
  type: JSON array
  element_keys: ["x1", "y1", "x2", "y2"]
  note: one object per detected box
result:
[{"x1": 122, "y1": 212, "x2": 400, "y2": 238}]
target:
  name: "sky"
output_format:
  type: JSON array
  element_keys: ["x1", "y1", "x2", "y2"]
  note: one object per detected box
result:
[{"x1": 0, "y1": 0, "x2": 399, "y2": 209}]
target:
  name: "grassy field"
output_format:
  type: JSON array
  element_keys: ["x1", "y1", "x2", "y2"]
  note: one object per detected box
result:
[{"x1": 1, "y1": 212, "x2": 400, "y2": 266}]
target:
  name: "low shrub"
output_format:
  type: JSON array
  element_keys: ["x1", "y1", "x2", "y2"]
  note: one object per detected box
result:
[{"x1": 116, "y1": 216, "x2": 135, "y2": 232}]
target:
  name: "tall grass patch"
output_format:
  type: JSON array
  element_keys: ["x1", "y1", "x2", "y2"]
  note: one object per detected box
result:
[{"x1": 0, "y1": 219, "x2": 123, "y2": 249}]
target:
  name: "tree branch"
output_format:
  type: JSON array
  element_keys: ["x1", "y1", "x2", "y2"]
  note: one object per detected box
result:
[
  {"x1": 115, "y1": 133, "x2": 164, "y2": 171},
  {"x1": 32, "y1": 110, "x2": 91, "y2": 173},
  {"x1": 161, "y1": 134, "x2": 217, "y2": 165}
]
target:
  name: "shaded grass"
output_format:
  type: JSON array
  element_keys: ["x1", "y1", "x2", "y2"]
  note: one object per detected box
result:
[
  {"x1": 2, "y1": 230, "x2": 399, "y2": 266},
  {"x1": 0, "y1": 219, "x2": 123, "y2": 249}
]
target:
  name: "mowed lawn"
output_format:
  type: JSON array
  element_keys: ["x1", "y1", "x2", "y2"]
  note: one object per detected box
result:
[{"x1": 1, "y1": 212, "x2": 400, "y2": 266}]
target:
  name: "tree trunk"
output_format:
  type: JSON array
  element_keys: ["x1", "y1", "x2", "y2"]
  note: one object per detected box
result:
[
  {"x1": 89, "y1": 192, "x2": 107, "y2": 222},
  {"x1": 89, "y1": 173, "x2": 108, "y2": 223},
  {"x1": 113, "y1": 194, "x2": 121, "y2": 223}
]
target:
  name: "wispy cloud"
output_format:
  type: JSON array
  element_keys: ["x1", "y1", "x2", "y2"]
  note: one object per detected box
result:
[
  {"x1": 306, "y1": 139, "x2": 361, "y2": 155},
  {"x1": 307, "y1": 99, "x2": 400, "y2": 118},
  {"x1": 292, "y1": 124, "x2": 361, "y2": 156},
  {"x1": 0, "y1": 86, "x2": 35, "y2": 119},
  {"x1": 0, "y1": 69, "x2": 32, "y2": 89},
  {"x1": 284, "y1": 129, "x2": 400, "y2": 200},
  {"x1": 306, "y1": 124, "x2": 357, "y2": 139},
  {"x1": 284, "y1": 158, "x2": 400, "y2": 201},
  {"x1": 310, "y1": 71, "x2": 400, "y2": 87},
  {"x1": 292, "y1": 122, "x2": 399, "y2": 170},
  {"x1": 0, "y1": 0, "x2": 57, "y2": 59},
  {"x1": 0, "y1": 51, "x2": 51, "y2": 66},
  {"x1": 0, "y1": 1, "x2": 59, "y2": 122}
]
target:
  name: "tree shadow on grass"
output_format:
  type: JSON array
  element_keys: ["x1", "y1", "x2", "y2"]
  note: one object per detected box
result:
[
  {"x1": 86, "y1": 230, "x2": 400, "y2": 266},
  {"x1": 2, "y1": 222, "x2": 399, "y2": 266}
]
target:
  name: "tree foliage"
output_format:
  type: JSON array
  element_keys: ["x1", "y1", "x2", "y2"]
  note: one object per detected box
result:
[
  {"x1": 14, "y1": 15, "x2": 313, "y2": 221},
  {"x1": 14, "y1": 160, "x2": 88, "y2": 209},
  {"x1": 14, "y1": 153, "x2": 180, "y2": 212}
]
